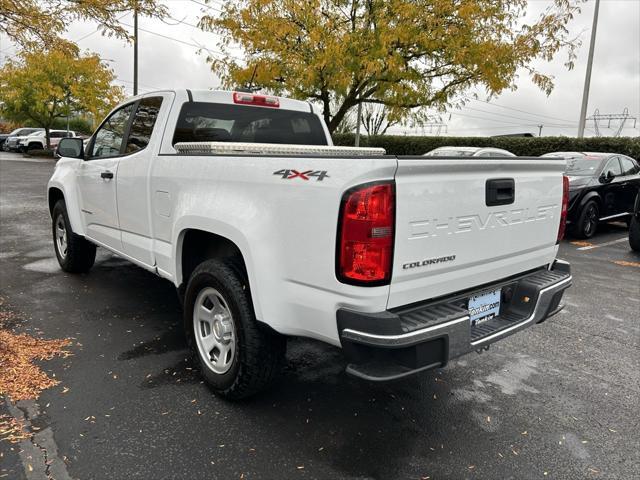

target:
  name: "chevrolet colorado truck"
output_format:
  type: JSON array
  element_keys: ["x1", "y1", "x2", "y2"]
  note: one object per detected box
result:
[{"x1": 48, "y1": 90, "x2": 572, "y2": 399}]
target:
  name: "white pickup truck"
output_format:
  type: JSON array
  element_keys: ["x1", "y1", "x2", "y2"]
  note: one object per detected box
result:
[{"x1": 48, "y1": 90, "x2": 572, "y2": 399}]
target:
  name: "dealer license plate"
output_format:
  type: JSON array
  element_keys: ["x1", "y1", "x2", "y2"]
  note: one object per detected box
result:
[{"x1": 468, "y1": 289, "x2": 501, "y2": 325}]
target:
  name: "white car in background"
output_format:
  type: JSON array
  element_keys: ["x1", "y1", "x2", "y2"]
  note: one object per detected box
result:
[
  {"x1": 2, "y1": 127, "x2": 45, "y2": 151},
  {"x1": 423, "y1": 146, "x2": 516, "y2": 157},
  {"x1": 19, "y1": 130, "x2": 77, "y2": 152}
]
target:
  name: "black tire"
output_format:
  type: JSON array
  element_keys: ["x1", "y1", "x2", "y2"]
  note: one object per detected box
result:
[
  {"x1": 572, "y1": 200, "x2": 599, "y2": 239},
  {"x1": 27, "y1": 142, "x2": 40, "y2": 152},
  {"x1": 184, "y1": 259, "x2": 285, "y2": 399},
  {"x1": 629, "y1": 216, "x2": 640, "y2": 252},
  {"x1": 52, "y1": 199, "x2": 96, "y2": 273}
]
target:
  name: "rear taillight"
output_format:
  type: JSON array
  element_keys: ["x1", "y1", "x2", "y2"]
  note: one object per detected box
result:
[
  {"x1": 557, "y1": 175, "x2": 569, "y2": 242},
  {"x1": 232, "y1": 92, "x2": 280, "y2": 108},
  {"x1": 337, "y1": 182, "x2": 395, "y2": 285}
]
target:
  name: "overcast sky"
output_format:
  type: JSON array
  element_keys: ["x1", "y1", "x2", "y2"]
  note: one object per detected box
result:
[{"x1": 0, "y1": 0, "x2": 638, "y2": 137}]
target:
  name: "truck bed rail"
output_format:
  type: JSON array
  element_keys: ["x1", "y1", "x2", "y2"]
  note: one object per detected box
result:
[{"x1": 174, "y1": 141, "x2": 386, "y2": 157}]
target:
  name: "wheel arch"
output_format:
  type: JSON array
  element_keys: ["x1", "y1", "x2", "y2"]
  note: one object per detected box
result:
[
  {"x1": 48, "y1": 187, "x2": 65, "y2": 217},
  {"x1": 177, "y1": 228, "x2": 249, "y2": 284},
  {"x1": 47, "y1": 182, "x2": 85, "y2": 236},
  {"x1": 578, "y1": 191, "x2": 602, "y2": 212}
]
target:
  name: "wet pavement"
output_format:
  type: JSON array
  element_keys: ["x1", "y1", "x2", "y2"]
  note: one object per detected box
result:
[{"x1": 1, "y1": 152, "x2": 639, "y2": 479}]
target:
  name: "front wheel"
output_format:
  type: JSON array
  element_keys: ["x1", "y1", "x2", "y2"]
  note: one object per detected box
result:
[
  {"x1": 629, "y1": 216, "x2": 640, "y2": 252},
  {"x1": 52, "y1": 200, "x2": 96, "y2": 273},
  {"x1": 184, "y1": 259, "x2": 285, "y2": 399},
  {"x1": 572, "y1": 200, "x2": 599, "y2": 239}
]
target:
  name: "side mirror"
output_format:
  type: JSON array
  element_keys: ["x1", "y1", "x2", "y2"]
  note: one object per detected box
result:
[
  {"x1": 600, "y1": 170, "x2": 615, "y2": 183},
  {"x1": 56, "y1": 137, "x2": 84, "y2": 159}
]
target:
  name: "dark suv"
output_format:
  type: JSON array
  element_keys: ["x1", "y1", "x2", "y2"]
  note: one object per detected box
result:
[{"x1": 542, "y1": 152, "x2": 640, "y2": 239}]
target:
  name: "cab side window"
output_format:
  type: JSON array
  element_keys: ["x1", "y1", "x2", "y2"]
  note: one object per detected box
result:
[
  {"x1": 620, "y1": 157, "x2": 639, "y2": 176},
  {"x1": 89, "y1": 103, "x2": 135, "y2": 159},
  {"x1": 125, "y1": 96, "x2": 163, "y2": 154},
  {"x1": 603, "y1": 157, "x2": 622, "y2": 177}
]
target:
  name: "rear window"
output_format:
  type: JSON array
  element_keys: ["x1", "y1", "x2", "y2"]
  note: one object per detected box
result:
[
  {"x1": 172, "y1": 102, "x2": 327, "y2": 146},
  {"x1": 51, "y1": 132, "x2": 72, "y2": 138}
]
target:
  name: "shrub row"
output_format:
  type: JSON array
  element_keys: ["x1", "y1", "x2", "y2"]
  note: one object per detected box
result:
[
  {"x1": 51, "y1": 117, "x2": 93, "y2": 135},
  {"x1": 332, "y1": 134, "x2": 640, "y2": 158}
]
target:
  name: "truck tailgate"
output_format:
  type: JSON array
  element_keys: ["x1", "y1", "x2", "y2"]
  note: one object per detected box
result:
[{"x1": 388, "y1": 157, "x2": 566, "y2": 309}]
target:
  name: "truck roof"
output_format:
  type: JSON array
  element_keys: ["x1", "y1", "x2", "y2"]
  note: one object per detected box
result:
[{"x1": 134, "y1": 89, "x2": 314, "y2": 113}]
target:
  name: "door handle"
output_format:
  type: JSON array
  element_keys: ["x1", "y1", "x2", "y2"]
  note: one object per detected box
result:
[
  {"x1": 101, "y1": 171, "x2": 114, "y2": 179},
  {"x1": 486, "y1": 178, "x2": 515, "y2": 206}
]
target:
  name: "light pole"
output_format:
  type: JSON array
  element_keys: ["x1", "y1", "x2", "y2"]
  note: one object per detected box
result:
[
  {"x1": 133, "y1": 2, "x2": 138, "y2": 96},
  {"x1": 578, "y1": 0, "x2": 600, "y2": 138}
]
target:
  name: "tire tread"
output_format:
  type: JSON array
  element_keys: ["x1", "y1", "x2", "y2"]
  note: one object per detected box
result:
[{"x1": 52, "y1": 200, "x2": 96, "y2": 273}]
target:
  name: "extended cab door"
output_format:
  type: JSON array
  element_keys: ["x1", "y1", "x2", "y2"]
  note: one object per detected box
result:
[
  {"x1": 78, "y1": 103, "x2": 136, "y2": 250},
  {"x1": 116, "y1": 94, "x2": 171, "y2": 267}
]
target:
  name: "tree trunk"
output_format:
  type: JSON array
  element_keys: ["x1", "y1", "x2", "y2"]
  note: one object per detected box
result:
[{"x1": 327, "y1": 97, "x2": 357, "y2": 134}]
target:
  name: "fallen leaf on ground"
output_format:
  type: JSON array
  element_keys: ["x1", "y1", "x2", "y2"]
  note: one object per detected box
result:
[
  {"x1": 0, "y1": 415, "x2": 29, "y2": 444},
  {"x1": 0, "y1": 304, "x2": 72, "y2": 401}
]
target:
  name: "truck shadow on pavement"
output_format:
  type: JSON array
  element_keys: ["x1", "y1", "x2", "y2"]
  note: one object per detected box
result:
[{"x1": 96, "y1": 256, "x2": 446, "y2": 478}]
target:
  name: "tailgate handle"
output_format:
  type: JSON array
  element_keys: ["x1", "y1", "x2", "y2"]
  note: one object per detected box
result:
[{"x1": 486, "y1": 178, "x2": 515, "y2": 206}]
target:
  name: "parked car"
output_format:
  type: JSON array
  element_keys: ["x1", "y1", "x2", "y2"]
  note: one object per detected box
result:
[
  {"x1": 629, "y1": 193, "x2": 640, "y2": 251},
  {"x1": 423, "y1": 146, "x2": 516, "y2": 157},
  {"x1": 48, "y1": 90, "x2": 571, "y2": 399},
  {"x1": 541, "y1": 152, "x2": 640, "y2": 238},
  {"x1": 2, "y1": 127, "x2": 45, "y2": 151},
  {"x1": 19, "y1": 130, "x2": 76, "y2": 152}
]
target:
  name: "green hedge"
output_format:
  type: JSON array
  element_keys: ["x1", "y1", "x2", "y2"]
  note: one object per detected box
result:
[
  {"x1": 50, "y1": 117, "x2": 93, "y2": 135},
  {"x1": 332, "y1": 134, "x2": 640, "y2": 158}
]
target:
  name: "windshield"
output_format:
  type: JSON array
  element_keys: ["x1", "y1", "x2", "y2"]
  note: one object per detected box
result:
[{"x1": 565, "y1": 157, "x2": 603, "y2": 176}]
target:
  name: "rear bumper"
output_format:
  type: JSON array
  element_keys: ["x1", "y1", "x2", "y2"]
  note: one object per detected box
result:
[{"x1": 338, "y1": 260, "x2": 572, "y2": 381}]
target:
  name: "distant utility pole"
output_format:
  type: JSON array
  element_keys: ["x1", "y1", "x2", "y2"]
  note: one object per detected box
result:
[
  {"x1": 538, "y1": 124, "x2": 543, "y2": 137},
  {"x1": 133, "y1": 2, "x2": 138, "y2": 96},
  {"x1": 578, "y1": 0, "x2": 600, "y2": 138},
  {"x1": 586, "y1": 108, "x2": 637, "y2": 137},
  {"x1": 420, "y1": 123, "x2": 448, "y2": 136}
]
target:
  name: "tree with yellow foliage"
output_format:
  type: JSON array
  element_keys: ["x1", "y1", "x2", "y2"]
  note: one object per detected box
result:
[
  {"x1": 201, "y1": 0, "x2": 582, "y2": 133},
  {"x1": 0, "y1": 0, "x2": 166, "y2": 49},
  {"x1": 0, "y1": 48, "x2": 124, "y2": 149}
]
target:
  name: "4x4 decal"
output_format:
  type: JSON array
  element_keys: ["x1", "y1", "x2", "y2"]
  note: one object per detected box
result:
[{"x1": 273, "y1": 169, "x2": 329, "y2": 181}]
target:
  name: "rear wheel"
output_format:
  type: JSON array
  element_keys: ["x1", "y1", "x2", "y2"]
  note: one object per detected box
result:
[
  {"x1": 184, "y1": 259, "x2": 285, "y2": 399},
  {"x1": 572, "y1": 200, "x2": 599, "y2": 239},
  {"x1": 52, "y1": 200, "x2": 96, "y2": 273},
  {"x1": 629, "y1": 216, "x2": 640, "y2": 251}
]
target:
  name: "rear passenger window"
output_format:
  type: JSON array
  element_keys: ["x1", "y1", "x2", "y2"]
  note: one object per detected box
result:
[
  {"x1": 172, "y1": 102, "x2": 327, "y2": 146},
  {"x1": 125, "y1": 96, "x2": 163, "y2": 154}
]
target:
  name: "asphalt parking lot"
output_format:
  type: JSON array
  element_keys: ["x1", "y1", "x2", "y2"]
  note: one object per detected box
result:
[{"x1": 1, "y1": 152, "x2": 639, "y2": 480}]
